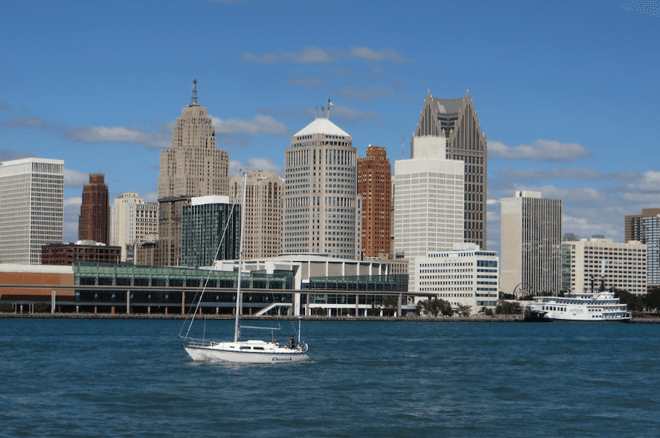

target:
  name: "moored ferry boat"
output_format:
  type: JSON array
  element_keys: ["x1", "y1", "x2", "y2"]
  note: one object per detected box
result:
[{"x1": 524, "y1": 290, "x2": 632, "y2": 322}]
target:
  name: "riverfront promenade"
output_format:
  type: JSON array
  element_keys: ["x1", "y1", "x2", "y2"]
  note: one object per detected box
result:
[{"x1": 2, "y1": 312, "x2": 660, "y2": 323}]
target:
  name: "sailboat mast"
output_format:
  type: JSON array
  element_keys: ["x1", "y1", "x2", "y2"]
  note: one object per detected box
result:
[{"x1": 234, "y1": 172, "x2": 248, "y2": 342}]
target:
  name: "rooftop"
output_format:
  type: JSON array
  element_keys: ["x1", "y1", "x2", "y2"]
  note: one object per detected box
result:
[{"x1": 293, "y1": 118, "x2": 351, "y2": 138}]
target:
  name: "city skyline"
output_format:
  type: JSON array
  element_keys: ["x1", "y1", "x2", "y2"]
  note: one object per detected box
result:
[{"x1": 1, "y1": 1, "x2": 659, "y2": 253}]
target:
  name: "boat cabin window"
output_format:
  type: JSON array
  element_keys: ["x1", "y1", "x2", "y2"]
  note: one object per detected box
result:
[
  {"x1": 253, "y1": 347, "x2": 265, "y2": 351},
  {"x1": 240, "y1": 346, "x2": 251, "y2": 350}
]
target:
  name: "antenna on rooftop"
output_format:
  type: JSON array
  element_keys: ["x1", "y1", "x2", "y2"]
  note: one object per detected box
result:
[
  {"x1": 402, "y1": 136, "x2": 405, "y2": 159},
  {"x1": 189, "y1": 78, "x2": 199, "y2": 107}
]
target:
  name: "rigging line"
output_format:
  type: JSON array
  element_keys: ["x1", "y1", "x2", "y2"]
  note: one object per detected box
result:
[{"x1": 179, "y1": 189, "x2": 242, "y2": 339}]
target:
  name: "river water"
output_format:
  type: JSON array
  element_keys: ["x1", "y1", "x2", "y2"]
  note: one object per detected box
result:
[{"x1": 1, "y1": 318, "x2": 659, "y2": 437}]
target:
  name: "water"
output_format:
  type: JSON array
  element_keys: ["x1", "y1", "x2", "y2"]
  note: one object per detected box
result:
[{"x1": 1, "y1": 319, "x2": 659, "y2": 437}]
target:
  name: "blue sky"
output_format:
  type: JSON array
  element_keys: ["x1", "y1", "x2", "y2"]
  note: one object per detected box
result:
[{"x1": 1, "y1": 0, "x2": 659, "y2": 253}]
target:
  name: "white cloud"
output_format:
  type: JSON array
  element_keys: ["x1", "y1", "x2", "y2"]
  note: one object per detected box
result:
[
  {"x1": 229, "y1": 157, "x2": 283, "y2": 178},
  {"x1": 489, "y1": 139, "x2": 593, "y2": 162},
  {"x1": 330, "y1": 105, "x2": 382, "y2": 120},
  {"x1": 143, "y1": 192, "x2": 158, "y2": 203},
  {"x1": 497, "y1": 168, "x2": 638, "y2": 181},
  {"x1": 242, "y1": 46, "x2": 410, "y2": 64},
  {"x1": 332, "y1": 85, "x2": 396, "y2": 100},
  {"x1": 0, "y1": 149, "x2": 34, "y2": 161},
  {"x1": 62, "y1": 126, "x2": 171, "y2": 149},
  {"x1": 257, "y1": 105, "x2": 382, "y2": 122},
  {"x1": 63, "y1": 196, "x2": 82, "y2": 243},
  {"x1": 211, "y1": 115, "x2": 289, "y2": 136},
  {"x1": 1, "y1": 116, "x2": 172, "y2": 149},
  {"x1": 289, "y1": 75, "x2": 328, "y2": 89},
  {"x1": 64, "y1": 168, "x2": 88, "y2": 188},
  {"x1": 349, "y1": 46, "x2": 410, "y2": 63}
]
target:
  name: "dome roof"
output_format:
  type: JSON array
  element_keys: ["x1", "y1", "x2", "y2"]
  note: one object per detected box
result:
[{"x1": 293, "y1": 118, "x2": 351, "y2": 138}]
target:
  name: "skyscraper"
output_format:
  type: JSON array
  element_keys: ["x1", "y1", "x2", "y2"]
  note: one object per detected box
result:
[
  {"x1": 625, "y1": 208, "x2": 660, "y2": 286},
  {"x1": 155, "y1": 80, "x2": 230, "y2": 266},
  {"x1": 500, "y1": 191, "x2": 562, "y2": 295},
  {"x1": 78, "y1": 173, "x2": 110, "y2": 244},
  {"x1": 0, "y1": 158, "x2": 64, "y2": 265},
  {"x1": 394, "y1": 135, "x2": 464, "y2": 260},
  {"x1": 415, "y1": 90, "x2": 488, "y2": 250},
  {"x1": 358, "y1": 145, "x2": 392, "y2": 259},
  {"x1": 111, "y1": 192, "x2": 159, "y2": 262},
  {"x1": 230, "y1": 170, "x2": 283, "y2": 259},
  {"x1": 282, "y1": 117, "x2": 361, "y2": 260}
]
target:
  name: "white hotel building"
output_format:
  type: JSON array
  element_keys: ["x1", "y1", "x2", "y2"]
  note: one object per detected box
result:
[
  {"x1": 564, "y1": 237, "x2": 647, "y2": 296},
  {"x1": 411, "y1": 243, "x2": 499, "y2": 311},
  {"x1": 0, "y1": 158, "x2": 64, "y2": 265},
  {"x1": 394, "y1": 135, "x2": 464, "y2": 259}
]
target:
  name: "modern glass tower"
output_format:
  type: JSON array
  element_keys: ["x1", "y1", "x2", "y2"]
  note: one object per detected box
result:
[
  {"x1": 625, "y1": 208, "x2": 660, "y2": 287},
  {"x1": 0, "y1": 158, "x2": 64, "y2": 265},
  {"x1": 282, "y1": 117, "x2": 361, "y2": 260},
  {"x1": 181, "y1": 196, "x2": 239, "y2": 267},
  {"x1": 415, "y1": 90, "x2": 487, "y2": 250}
]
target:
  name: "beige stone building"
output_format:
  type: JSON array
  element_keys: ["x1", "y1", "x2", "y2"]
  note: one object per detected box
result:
[
  {"x1": 282, "y1": 117, "x2": 362, "y2": 260},
  {"x1": 563, "y1": 237, "x2": 647, "y2": 296},
  {"x1": 111, "y1": 192, "x2": 158, "y2": 262},
  {"x1": 501, "y1": 191, "x2": 562, "y2": 295},
  {"x1": 230, "y1": 170, "x2": 283, "y2": 259},
  {"x1": 155, "y1": 80, "x2": 229, "y2": 266}
]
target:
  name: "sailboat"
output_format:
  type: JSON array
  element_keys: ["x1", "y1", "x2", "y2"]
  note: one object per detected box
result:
[{"x1": 181, "y1": 173, "x2": 310, "y2": 364}]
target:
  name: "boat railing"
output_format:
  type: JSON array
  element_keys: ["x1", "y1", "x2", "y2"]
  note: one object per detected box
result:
[{"x1": 182, "y1": 337, "x2": 215, "y2": 348}]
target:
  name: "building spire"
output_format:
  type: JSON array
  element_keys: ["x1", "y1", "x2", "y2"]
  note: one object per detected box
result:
[{"x1": 189, "y1": 78, "x2": 199, "y2": 107}]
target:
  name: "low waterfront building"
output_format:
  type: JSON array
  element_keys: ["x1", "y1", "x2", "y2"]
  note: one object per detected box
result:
[
  {"x1": 42, "y1": 241, "x2": 121, "y2": 265},
  {"x1": 1, "y1": 257, "x2": 410, "y2": 317},
  {"x1": 410, "y1": 243, "x2": 499, "y2": 312}
]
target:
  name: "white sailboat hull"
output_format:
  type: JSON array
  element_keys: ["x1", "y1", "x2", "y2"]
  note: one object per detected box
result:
[{"x1": 183, "y1": 340, "x2": 310, "y2": 364}]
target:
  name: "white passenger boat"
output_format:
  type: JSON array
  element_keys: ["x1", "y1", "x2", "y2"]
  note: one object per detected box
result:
[
  {"x1": 524, "y1": 290, "x2": 632, "y2": 322},
  {"x1": 180, "y1": 173, "x2": 310, "y2": 363}
]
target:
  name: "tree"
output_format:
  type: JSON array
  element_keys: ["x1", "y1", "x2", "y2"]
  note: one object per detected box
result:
[
  {"x1": 496, "y1": 301, "x2": 522, "y2": 315},
  {"x1": 613, "y1": 289, "x2": 644, "y2": 312},
  {"x1": 644, "y1": 288, "x2": 660, "y2": 313},
  {"x1": 416, "y1": 298, "x2": 453, "y2": 317},
  {"x1": 457, "y1": 304, "x2": 471, "y2": 317}
]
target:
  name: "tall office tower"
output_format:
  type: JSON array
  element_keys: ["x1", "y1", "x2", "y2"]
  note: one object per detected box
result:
[
  {"x1": 111, "y1": 192, "x2": 159, "y2": 262},
  {"x1": 0, "y1": 158, "x2": 64, "y2": 265},
  {"x1": 394, "y1": 135, "x2": 464, "y2": 261},
  {"x1": 501, "y1": 191, "x2": 562, "y2": 295},
  {"x1": 282, "y1": 117, "x2": 362, "y2": 260},
  {"x1": 156, "y1": 80, "x2": 230, "y2": 266},
  {"x1": 181, "y1": 196, "x2": 240, "y2": 267},
  {"x1": 563, "y1": 237, "x2": 647, "y2": 296},
  {"x1": 414, "y1": 90, "x2": 487, "y2": 250},
  {"x1": 625, "y1": 208, "x2": 660, "y2": 286},
  {"x1": 78, "y1": 174, "x2": 110, "y2": 244},
  {"x1": 230, "y1": 170, "x2": 283, "y2": 259},
  {"x1": 358, "y1": 145, "x2": 392, "y2": 259}
]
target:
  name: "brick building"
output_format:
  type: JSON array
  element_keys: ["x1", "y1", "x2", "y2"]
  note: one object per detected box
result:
[
  {"x1": 78, "y1": 174, "x2": 110, "y2": 244},
  {"x1": 358, "y1": 145, "x2": 392, "y2": 259}
]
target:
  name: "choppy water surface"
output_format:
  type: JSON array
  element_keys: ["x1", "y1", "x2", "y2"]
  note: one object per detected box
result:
[{"x1": 1, "y1": 319, "x2": 659, "y2": 437}]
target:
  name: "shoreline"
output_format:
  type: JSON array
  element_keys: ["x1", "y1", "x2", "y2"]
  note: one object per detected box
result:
[{"x1": 2, "y1": 313, "x2": 659, "y2": 323}]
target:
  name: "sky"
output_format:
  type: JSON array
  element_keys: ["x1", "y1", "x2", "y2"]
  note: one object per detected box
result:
[{"x1": 1, "y1": 0, "x2": 659, "y2": 253}]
